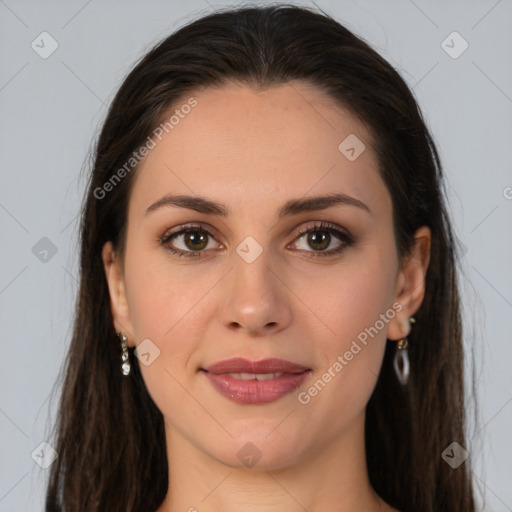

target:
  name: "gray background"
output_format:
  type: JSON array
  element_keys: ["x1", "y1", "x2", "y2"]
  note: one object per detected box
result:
[{"x1": 1, "y1": 0, "x2": 511, "y2": 510}]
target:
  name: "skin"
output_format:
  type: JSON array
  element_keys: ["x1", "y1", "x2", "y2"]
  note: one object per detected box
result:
[{"x1": 102, "y1": 81, "x2": 430, "y2": 512}]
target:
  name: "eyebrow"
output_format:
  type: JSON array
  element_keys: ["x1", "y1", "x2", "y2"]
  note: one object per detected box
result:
[{"x1": 144, "y1": 192, "x2": 371, "y2": 218}]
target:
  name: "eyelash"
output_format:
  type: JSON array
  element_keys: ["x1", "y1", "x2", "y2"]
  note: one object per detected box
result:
[{"x1": 159, "y1": 221, "x2": 354, "y2": 259}]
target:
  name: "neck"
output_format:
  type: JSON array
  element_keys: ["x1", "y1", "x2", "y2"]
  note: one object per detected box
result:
[{"x1": 156, "y1": 410, "x2": 393, "y2": 512}]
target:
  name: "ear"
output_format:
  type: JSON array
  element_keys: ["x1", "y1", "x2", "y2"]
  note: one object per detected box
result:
[
  {"x1": 387, "y1": 226, "x2": 431, "y2": 341},
  {"x1": 102, "y1": 241, "x2": 135, "y2": 346}
]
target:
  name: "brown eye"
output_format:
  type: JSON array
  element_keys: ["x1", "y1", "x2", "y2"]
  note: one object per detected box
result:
[
  {"x1": 305, "y1": 231, "x2": 331, "y2": 251},
  {"x1": 181, "y1": 231, "x2": 209, "y2": 251},
  {"x1": 291, "y1": 222, "x2": 354, "y2": 258},
  {"x1": 160, "y1": 225, "x2": 222, "y2": 258}
]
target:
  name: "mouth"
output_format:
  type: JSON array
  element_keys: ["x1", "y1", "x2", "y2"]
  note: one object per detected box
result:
[{"x1": 200, "y1": 357, "x2": 312, "y2": 404}]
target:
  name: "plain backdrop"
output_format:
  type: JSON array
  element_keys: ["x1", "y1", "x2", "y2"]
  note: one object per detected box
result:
[{"x1": 0, "y1": 0, "x2": 511, "y2": 510}]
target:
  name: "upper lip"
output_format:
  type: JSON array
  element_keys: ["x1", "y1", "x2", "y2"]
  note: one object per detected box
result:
[{"x1": 202, "y1": 357, "x2": 310, "y2": 374}]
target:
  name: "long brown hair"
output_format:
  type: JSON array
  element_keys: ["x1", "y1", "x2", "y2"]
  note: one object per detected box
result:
[{"x1": 45, "y1": 4, "x2": 477, "y2": 511}]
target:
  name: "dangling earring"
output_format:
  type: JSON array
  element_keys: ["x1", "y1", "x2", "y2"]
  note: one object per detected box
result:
[
  {"x1": 393, "y1": 317, "x2": 415, "y2": 386},
  {"x1": 117, "y1": 332, "x2": 131, "y2": 376}
]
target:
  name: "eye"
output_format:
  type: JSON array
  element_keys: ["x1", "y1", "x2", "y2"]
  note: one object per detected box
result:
[
  {"x1": 159, "y1": 223, "x2": 223, "y2": 258},
  {"x1": 289, "y1": 221, "x2": 354, "y2": 258},
  {"x1": 159, "y1": 221, "x2": 354, "y2": 259}
]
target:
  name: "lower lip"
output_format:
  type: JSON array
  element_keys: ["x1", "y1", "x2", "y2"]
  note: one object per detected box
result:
[{"x1": 201, "y1": 370, "x2": 311, "y2": 404}]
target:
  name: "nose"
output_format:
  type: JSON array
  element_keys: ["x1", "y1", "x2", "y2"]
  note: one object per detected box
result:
[{"x1": 217, "y1": 248, "x2": 292, "y2": 337}]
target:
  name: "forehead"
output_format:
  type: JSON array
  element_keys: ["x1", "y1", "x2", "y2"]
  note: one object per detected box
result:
[{"x1": 129, "y1": 81, "x2": 390, "y2": 221}]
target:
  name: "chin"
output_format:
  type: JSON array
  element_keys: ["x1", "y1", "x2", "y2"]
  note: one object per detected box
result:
[{"x1": 203, "y1": 428, "x2": 306, "y2": 471}]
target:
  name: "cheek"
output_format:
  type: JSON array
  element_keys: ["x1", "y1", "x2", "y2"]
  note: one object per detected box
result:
[
  {"x1": 296, "y1": 265, "x2": 395, "y2": 438},
  {"x1": 122, "y1": 249, "x2": 207, "y2": 419},
  {"x1": 123, "y1": 245, "x2": 209, "y2": 342},
  {"x1": 309, "y1": 255, "x2": 397, "y2": 349},
  {"x1": 302, "y1": 243, "x2": 398, "y2": 401}
]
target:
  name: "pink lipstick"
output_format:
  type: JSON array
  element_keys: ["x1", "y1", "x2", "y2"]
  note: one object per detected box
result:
[{"x1": 201, "y1": 357, "x2": 311, "y2": 404}]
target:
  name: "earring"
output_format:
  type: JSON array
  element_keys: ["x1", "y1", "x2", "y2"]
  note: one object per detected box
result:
[
  {"x1": 117, "y1": 332, "x2": 131, "y2": 376},
  {"x1": 393, "y1": 317, "x2": 415, "y2": 386}
]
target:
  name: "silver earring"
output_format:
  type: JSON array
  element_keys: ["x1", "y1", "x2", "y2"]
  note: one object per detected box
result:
[
  {"x1": 117, "y1": 332, "x2": 131, "y2": 376},
  {"x1": 393, "y1": 317, "x2": 415, "y2": 386}
]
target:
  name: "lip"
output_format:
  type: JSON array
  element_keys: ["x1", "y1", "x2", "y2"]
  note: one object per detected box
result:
[
  {"x1": 201, "y1": 357, "x2": 311, "y2": 404},
  {"x1": 203, "y1": 357, "x2": 310, "y2": 374}
]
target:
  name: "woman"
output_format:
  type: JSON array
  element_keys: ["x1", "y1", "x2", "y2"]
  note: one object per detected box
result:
[{"x1": 45, "y1": 4, "x2": 476, "y2": 511}]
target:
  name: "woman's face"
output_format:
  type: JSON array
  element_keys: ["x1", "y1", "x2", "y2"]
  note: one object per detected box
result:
[{"x1": 103, "y1": 81, "x2": 429, "y2": 469}]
